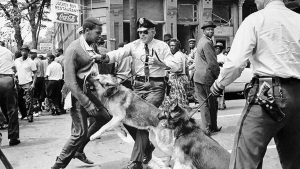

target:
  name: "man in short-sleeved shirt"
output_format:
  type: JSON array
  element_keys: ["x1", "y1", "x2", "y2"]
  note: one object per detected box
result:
[{"x1": 15, "y1": 45, "x2": 37, "y2": 122}]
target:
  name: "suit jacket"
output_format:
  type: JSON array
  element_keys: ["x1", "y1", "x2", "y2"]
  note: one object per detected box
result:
[{"x1": 193, "y1": 36, "x2": 220, "y2": 86}]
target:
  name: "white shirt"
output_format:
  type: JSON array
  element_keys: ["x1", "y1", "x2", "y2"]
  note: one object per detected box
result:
[
  {"x1": 0, "y1": 46, "x2": 14, "y2": 75},
  {"x1": 46, "y1": 61, "x2": 63, "y2": 80},
  {"x1": 15, "y1": 57, "x2": 37, "y2": 85},
  {"x1": 107, "y1": 39, "x2": 178, "y2": 77},
  {"x1": 217, "y1": 52, "x2": 226, "y2": 64},
  {"x1": 170, "y1": 51, "x2": 187, "y2": 75},
  {"x1": 217, "y1": 1, "x2": 300, "y2": 88}
]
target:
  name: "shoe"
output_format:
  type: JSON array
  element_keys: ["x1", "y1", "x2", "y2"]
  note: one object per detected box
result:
[
  {"x1": 142, "y1": 143, "x2": 155, "y2": 164},
  {"x1": 51, "y1": 163, "x2": 65, "y2": 169},
  {"x1": 9, "y1": 139, "x2": 20, "y2": 146},
  {"x1": 126, "y1": 161, "x2": 143, "y2": 169},
  {"x1": 211, "y1": 126, "x2": 222, "y2": 133},
  {"x1": 21, "y1": 116, "x2": 28, "y2": 120},
  {"x1": 28, "y1": 115, "x2": 33, "y2": 122},
  {"x1": 73, "y1": 152, "x2": 94, "y2": 164},
  {"x1": 33, "y1": 112, "x2": 40, "y2": 117}
]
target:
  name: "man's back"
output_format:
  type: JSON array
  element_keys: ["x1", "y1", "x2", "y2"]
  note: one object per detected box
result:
[{"x1": 232, "y1": 1, "x2": 300, "y2": 79}]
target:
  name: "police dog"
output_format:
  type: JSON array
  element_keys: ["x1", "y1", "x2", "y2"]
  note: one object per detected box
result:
[
  {"x1": 155, "y1": 103, "x2": 230, "y2": 169},
  {"x1": 89, "y1": 74, "x2": 163, "y2": 140},
  {"x1": 89, "y1": 74, "x2": 230, "y2": 169}
]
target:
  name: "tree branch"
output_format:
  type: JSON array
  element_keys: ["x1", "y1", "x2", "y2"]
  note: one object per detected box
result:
[
  {"x1": 0, "y1": 2, "x2": 11, "y2": 19},
  {"x1": 21, "y1": 0, "x2": 41, "y2": 10}
]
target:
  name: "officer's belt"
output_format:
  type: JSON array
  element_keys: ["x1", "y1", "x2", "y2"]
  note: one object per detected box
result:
[
  {"x1": 135, "y1": 76, "x2": 167, "y2": 82},
  {"x1": 252, "y1": 76, "x2": 300, "y2": 86}
]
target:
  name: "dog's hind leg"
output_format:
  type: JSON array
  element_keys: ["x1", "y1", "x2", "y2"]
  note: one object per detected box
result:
[{"x1": 90, "y1": 115, "x2": 124, "y2": 140}]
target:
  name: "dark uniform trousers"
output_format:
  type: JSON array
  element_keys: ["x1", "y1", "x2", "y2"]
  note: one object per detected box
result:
[
  {"x1": 55, "y1": 86, "x2": 111, "y2": 167},
  {"x1": 130, "y1": 77, "x2": 166, "y2": 162},
  {"x1": 0, "y1": 75, "x2": 19, "y2": 139},
  {"x1": 194, "y1": 82, "x2": 218, "y2": 130},
  {"x1": 229, "y1": 77, "x2": 300, "y2": 169}
]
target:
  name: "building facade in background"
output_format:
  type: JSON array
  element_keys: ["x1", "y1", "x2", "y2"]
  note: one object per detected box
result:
[{"x1": 53, "y1": 0, "x2": 300, "y2": 51}]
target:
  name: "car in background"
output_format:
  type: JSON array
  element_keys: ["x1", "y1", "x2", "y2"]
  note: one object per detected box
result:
[{"x1": 225, "y1": 67, "x2": 253, "y2": 94}]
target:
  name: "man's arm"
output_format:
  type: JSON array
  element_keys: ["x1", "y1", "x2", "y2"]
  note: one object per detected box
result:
[
  {"x1": 93, "y1": 43, "x2": 132, "y2": 64},
  {"x1": 30, "y1": 60, "x2": 37, "y2": 90},
  {"x1": 215, "y1": 16, "x2": 256, "y2": 88}
]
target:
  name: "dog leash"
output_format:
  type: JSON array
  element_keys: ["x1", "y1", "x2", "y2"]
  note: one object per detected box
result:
[{"x1": 188, "y1": 93, "x2": 213, "y2": 118}]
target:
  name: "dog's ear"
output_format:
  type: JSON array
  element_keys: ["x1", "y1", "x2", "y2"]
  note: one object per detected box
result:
[{"x1": 103, "y1": 86, "x2": 118, "y2": 97}]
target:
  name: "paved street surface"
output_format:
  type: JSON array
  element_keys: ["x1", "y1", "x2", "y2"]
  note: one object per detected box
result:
[{"x1": 0, "y1": 99, "x2": 282, "y2": 169}]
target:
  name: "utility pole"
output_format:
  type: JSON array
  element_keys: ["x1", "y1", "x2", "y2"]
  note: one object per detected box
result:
[{"x1": 129, "y1": 0, "x2": 137, "y2": 42}]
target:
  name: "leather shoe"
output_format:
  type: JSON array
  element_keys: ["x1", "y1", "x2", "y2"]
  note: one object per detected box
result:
[
  {"x1": 9, "y1": 139, "x2": 20, "y2": 146},
  {"x1": 142, "y1": 143, "x2": 155, "y2": 164},
  {"x1": 51, "y1": 163, "x2": 65, "y2": 169},
  {"x1": 126, "y1": 161, "x2": 142, "y2": 169},
  {"x1": 73, "y1": 152, "x2": 94, "y2": 164},
  {"x1": 211, "y1": 126, "x2": 222, "y2": 133}
]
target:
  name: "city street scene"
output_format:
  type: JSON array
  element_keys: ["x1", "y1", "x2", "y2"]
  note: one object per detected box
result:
[{"x1": 1, "y1": 0, "x2": 300, "y2": 169}]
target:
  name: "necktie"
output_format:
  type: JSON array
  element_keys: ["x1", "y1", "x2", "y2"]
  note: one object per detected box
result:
[{"x1": 144, "y1": 44, "x2": 150, "y2": 80}]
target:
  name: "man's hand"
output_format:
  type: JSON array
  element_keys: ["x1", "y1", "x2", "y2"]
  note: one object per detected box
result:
[
  {"x1": 30, "y1": 83, "x2": 35, "y2": 91},
  {"x1": 85, "y1": 102, "x2": 98, "y2": 116},
  {"x1": 210, "y1": 82, "x2": 223, "y2": 96},
  {"x1": 91, "y1": 54, "x2": 110, "y2": 63}
]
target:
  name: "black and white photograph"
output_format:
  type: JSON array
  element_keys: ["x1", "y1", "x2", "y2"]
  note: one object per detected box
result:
[{"x1": 0, "y1": 0, "x2": 300, "y2": 168}]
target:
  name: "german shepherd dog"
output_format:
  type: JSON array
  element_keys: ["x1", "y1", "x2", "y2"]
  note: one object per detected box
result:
[
  {"x1": 156, "y1": 103, "x2": 230, "y2": 169},
  {"x1": 88, "y1": 74, "x2": 230, "y2": 169},
  {"x1": 89, "y1": 74, "x2": 163, "y2": 140}
]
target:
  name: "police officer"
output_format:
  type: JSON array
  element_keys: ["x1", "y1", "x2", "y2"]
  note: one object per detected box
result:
[
  {"x1": 0, "y1": 45, "x2": 20, "y2": 146},
  {"x1": 210, "y1": 0, "x2": 300, "y2": 168},
  {"x1": 94, "y1": 17, "x2": 180, "y2": 169}
]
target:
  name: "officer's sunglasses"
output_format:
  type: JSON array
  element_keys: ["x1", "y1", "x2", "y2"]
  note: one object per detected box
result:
[{"x1": 138, "y1": 30, "x2": 149, "y2": 35}]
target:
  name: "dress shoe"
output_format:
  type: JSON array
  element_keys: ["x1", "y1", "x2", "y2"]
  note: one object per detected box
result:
[
  {"x1": 51, "y1": 163, "x2": 65, "y2": 169},
  {"x1": 211, "y1": 126, "x2": 222, "y2": 133},
  {"x1": 9, "y1": 139, "x2": 20, "y2": 146},
  {"x1": 143, "y1": 143, "x2": 155, "y2": 164},
  {"x1": 73, "y1": 152, "x2": 94, "y2": 164},
  {"x1": 126, "y1": 161, "x2": 143, "y2": 169}
]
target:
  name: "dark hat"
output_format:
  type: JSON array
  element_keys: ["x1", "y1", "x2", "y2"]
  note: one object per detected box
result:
[
  {"x1": 214, "y1": 42, "x2": 224, "y2": 48},
  {"x1": 137, "y1": 18, "x2": 157, "y2": 31},
  {"x1": 20, "y1": 45, "x2": 30, "y2": 51},
  {"x1": 201, "y1": 21, "x2": 216, "y2": 29},
  {"x1": 188, "y1": 39, "x2": 196, "y2": 43},
  {"x1": 83, "y1": 17, "x2": 102, "y2": 27}
]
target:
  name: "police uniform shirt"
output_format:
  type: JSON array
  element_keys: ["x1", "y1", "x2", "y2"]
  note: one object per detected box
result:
[
  {"x1": 107, "y1": 38, "x2": 179, "y2": 77},
  {"x1": 15, "y1": 57, "x2": 37, "y2": 85},
  {"x1": 216, "y1": 1, "x2": 300, "y2": 88},
  {"x1": 0, "y1": 46, "x2": 14, "y2": 75}
]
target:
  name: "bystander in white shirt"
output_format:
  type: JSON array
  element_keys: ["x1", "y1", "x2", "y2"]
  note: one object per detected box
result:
[
  {"x1": 15, "y1": 57, "x2": 37, "y2": 85},
  {"x1": 46, "y1": 61, "x2": 63, "y2": 81}
]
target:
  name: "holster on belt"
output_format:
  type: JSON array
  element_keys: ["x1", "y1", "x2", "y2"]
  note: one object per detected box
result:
[{"x1": 245, "y1": 76, "x2": 286, "y2": 122}]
